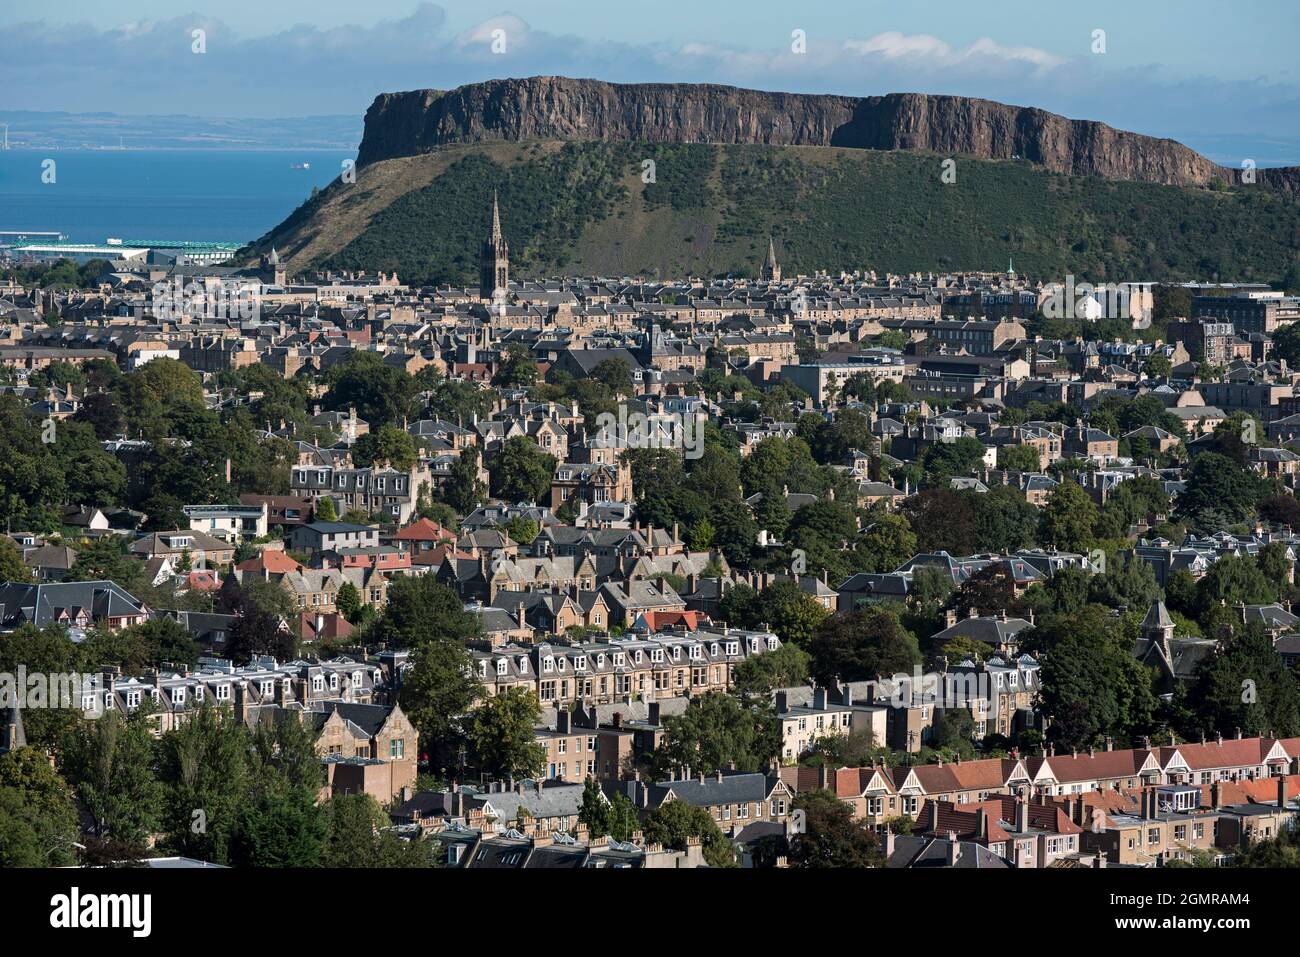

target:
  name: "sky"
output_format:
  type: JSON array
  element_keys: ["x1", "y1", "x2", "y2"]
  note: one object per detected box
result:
[{"x1": 2, "y1": 1, "x2": 1298, "y2": 163}]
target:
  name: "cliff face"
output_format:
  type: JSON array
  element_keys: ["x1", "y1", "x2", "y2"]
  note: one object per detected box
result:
[{"x1": 357, "y1": 76, "x2": 1295, "y2": 193}]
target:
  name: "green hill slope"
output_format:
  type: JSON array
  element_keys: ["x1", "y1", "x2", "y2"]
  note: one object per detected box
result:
[{"x1": 252, "y1": 140, "x2": 1300, "y2": 288}]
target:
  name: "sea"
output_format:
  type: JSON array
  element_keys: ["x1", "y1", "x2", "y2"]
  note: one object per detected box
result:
[{"x1": 0, "y1": 149, "x2": 356, "y2": 245}]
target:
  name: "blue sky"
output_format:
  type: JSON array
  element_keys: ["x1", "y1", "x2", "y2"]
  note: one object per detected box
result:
[{"x1": 3, "y1": 1, "x2": 1298, "y2": 163}]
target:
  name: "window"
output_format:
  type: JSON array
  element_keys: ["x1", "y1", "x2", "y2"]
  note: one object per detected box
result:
[
  {"x1": 215, "y1": 685, "x2": 230, "y2": 701},
  {"x1": 390, "y1": 739, "x2": 404, "y2": 759}
]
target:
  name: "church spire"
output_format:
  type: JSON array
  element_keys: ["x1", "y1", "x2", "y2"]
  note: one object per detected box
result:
[
  {"x1": 762, "y1": 236, "x2": 781, "y2": 283},
  {"x1": 481, "y1": 191, "x2": 510, "y2": 303}
]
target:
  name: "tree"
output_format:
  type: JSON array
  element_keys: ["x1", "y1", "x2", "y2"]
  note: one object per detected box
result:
[
  {"x1": 315, "y1": 496, "x2": 338, "y2": 522},
  {"x1": 653, "y1": 692, "x2": 779, "y2": 776},
  {"x1": 1031, "y1": 607, "x2": 1159, "y2": 750},
  {"x1": 578, "y1": 777, "x2": 638, "y2": 842},
  {"x1": 731, "y1": 643, "x2": 811, "y2": 701},
  {"x1": 0, "y1": 747, "x2": 82, "y2": 867},
  {"x1": 351, "y1": 424, "x2": 417, "y2": 471},
  {"x1": 488, "y1": 436, "x2": 555, "y2": 504},
  {"x1": 60, "y1": 708, "x2": 163, "y2": 847},
  {"x1": 499, "y1": 516, "x2": 539, "y2": 545},
  {"x1": 398, "y1": 640, "x2": 483, "y2": 770},
  {"x1": 492, "y1": 344, "x2": 539, "y2": 388},
  {"x1": 322, "y1": 792, "x2": 437, "y2": 867},
  {"x1": 856, "y1": 513, "x2": 917, "y2": 573},
  {"x1": 443, "y1": 447, "x2": 486, "y2": 514},
  {"x1": 970, "y1": 485, "x2": 1041, "y2": 554},
  {"x1": 470, "y1": 687, "x2": 547, "y2": 779},
  {"x1": 1233, "y1": 820, "x2": 1300, "y2": 867},
  {"x1": 920, "y1": 437, "x2": 988, "y2": 485},
  {"x1": 1182, "y1": 625, "x2": 1300, "y2": 739},
  {"x1": 717, "y1": 580, "x2": 829, "y2": 647},
  {"x1": 642, "y1": 799, "x2": 737, "y2": 867},
  {"x1": 590, "y1": 358, "x2": 634, "y2": 397},
  {"x1": 807, "y1": 606, "x2": 921, "y2": 685},
  {"x1": 0, "y1": 536, "x2": 30, "y2": 582},
  {"x1": 225, "y1": 579, "x2": 296, "y2": 664},
  {"x1": 376, "y1": 575, "x2": 481, "y2": 649},
  {"x1": 1177, "y1": 452, "x2": 1261, "y2": 529},
  {"x1": 786, "y1": 788, "x2": 883, "y2": 868},
  {"x1": 324, "y1": 351, "x2": 415, "y2": 428},
  {"x1": 1038, "y1": 480, "x2": 1098, "y2": 553},
  {"x1": 902, "y1": 489, "x2": 976, "y2": 555},
  {"x1": 229, "y1": 718, "x2": 326, "y2": 867},
  {"x1": 1195, "y1": 555, "x2": 1277, "y2": 625},
  {"x1": 156, "y1": 703, "x2": 252, "y2": 865},
  {"x1": 336, "y1": 581, "x2": 362, "y2": 623}
]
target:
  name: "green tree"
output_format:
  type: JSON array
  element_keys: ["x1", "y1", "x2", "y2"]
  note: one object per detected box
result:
[
  {"x1": 60, "y1": 708, "x2": 164, "y2": 847},
  {"x1": 443, "y1": 447, "x2": 486, "y2": 514},
  {"x1": 351, "y1": 424, "x2": 417, "y2": 471},
  {"x1": 488, "y1": 436, "x2": 555, "y2": 504},
  {"x1": 786, "y1": 788, "x2": 883, "y2": 868},
  {"x1": 376, "y1": 575, "x2": 481, "y2": 649},
  {"x1": 470, "y1": 687, "x2": 547, "y2": 779},
  {"x1": 0, "y1": 747, "x2": 82, "y2": 866},
  {"x1": 398, "y1": 640, "x2": 483, "y2": 770},
  {"x1": 653, "y1": 692, "x2": 779, "y2": 775},
  {"x1": 1038, "y1": 480, "x2": 1098, "y2": 553},
  {"x1": 807, "y1": 606, "x2": 921, "y2": 685},
  {"x1": 642, "y1": 799, "x2": 737, "y2": 867},
  {"x1": 336, "y1": 580, "x2": 362, "y2": 622},
  {"x1": 731, "y1": 643, "x2": 811, "y2": 701},
  {"x1": 1183, "y1": 625, "x2": 1300, "y2": 739}
]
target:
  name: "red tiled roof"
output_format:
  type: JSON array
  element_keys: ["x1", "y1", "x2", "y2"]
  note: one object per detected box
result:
[
  {"x1": 236, "y1": 550, "x2": 303, "y2": 575},
  {"x1": 396, "y1": 517, "x2": 456, "y2": 542}
]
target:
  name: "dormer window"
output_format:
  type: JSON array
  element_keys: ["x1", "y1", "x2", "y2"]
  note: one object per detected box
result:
[
  {"x1": 312, "y1": 676, "x2": 324, "y2": 692},
  {"x1": 710, "y1": 643, "x2": 719, "y2": 656},
  {"x1": 497, "y1": 658, "x2": 508, "y2": 676},
  {"x1": 726, "y1": 642, "x2": 739, "y2": 656},
  {"x1": 330, "y1": 674, "x2": 339, "y2": 690},
  {"x1": 596, "y1": 654, "x2": 606, "y2": 668},
  {"x1": 574, "y1": 656, "x2": 587, "y2": 671},
  {"x1": 215, "y1": 684, "x2": 230, "y2": 701},
  {"x1": 672, "y1": 647, "x2": 682, "y2": 661},
  {"x1": 543, "y1": 657, "x2": 554, "y2": 673},
  {"x1": 261, "y1": 681, "x2": 274, "y2": 696},
  {"x1": 613, "y1": 653, "x2": 625, "y2": 667},
  {"x1": 171, "y1": 688, "x2": 186, "y2": 705},
  {"x1": 351, "y1": 671, "x2": 362, "y2": 687},
  {"x1": 651, "y1": 649, "x2": 664, "y2": 663}
]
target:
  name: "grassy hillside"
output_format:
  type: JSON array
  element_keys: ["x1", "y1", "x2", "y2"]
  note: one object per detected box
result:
[{"x1": 251, "y1": 141, "x2": 1300, "y2": 288}]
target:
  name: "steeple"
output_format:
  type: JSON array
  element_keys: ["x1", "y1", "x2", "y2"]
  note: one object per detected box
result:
[
  {"x1": 480, "y1": 191, "x2": 510, "y2": 303},
  {"x1": 762, "y1": 236, "x2": 781, "y2": 283}
]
